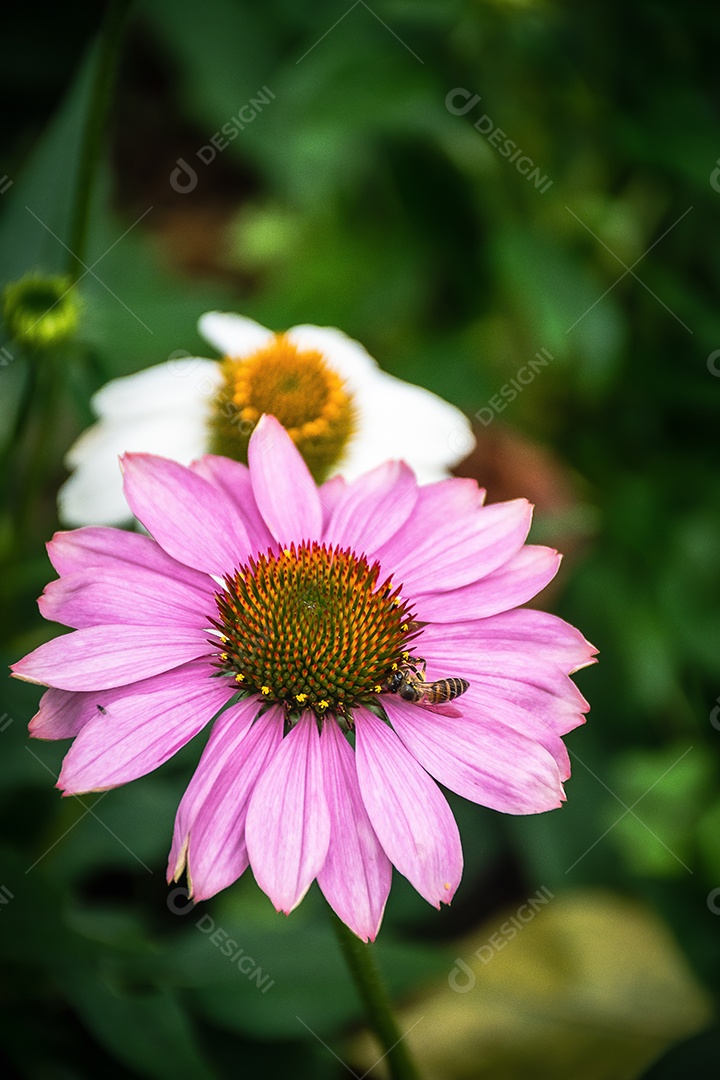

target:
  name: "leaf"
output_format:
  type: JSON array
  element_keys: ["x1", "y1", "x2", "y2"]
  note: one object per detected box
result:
[
  {"x1": 67, "y1": 973, "x2": 218, "y2": 1080},
  {"x1": 492, "y1": 225, "x2": 625, "y2": 400},
  {"x1": 41, "y1": 774, "x2": 180, "y2": 882},
  {"x1": 0, "y1": 845, "x2": 87, "y2": 964},
  {"x1": 0, "y1": 47, "x2": 96, "y2": 281},
  {"x1": 606, "y1": 746, "x2": 711, "y2": 878}
]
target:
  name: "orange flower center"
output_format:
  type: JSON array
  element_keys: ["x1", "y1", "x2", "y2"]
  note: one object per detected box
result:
[
  {"x1": 212, "y1": 542, "x2": 419, "y2": 721},
  {"x1": 208, "y1": 335, "x2": 357, "y2": 482}
]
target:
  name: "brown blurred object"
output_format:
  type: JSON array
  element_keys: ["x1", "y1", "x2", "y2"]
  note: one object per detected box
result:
[
  {"x1": 454, "y1": 422, "x2": 576, "y2": 516},
  {"x1": 453, "y1": 421, "x2": 594, "y2": 604},
  {"x1": 111, "y1": 27, "x2": 256, "y2": 286},
  {"x1": 349, "y1": 890, "x2": 712, "y2": 1080}
]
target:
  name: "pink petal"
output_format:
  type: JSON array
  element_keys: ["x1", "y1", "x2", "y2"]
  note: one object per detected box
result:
[
  {"x1": 190, "y1": 455, "x2": 276, "y2": 553},
  {"x1": 458, "y1": 686, "x2": 571, "y2": 780},
  {"x1": 245, "y1": 712, "x2": 330, "y2": 914},
  {"x1": 247, "y1": 415, "x2": 322, "y2": 544},
  {"x1": 384, "y1": 695, "x2": 565, "y2": 814},
  {"x1": 415, "y1": 475, "x2": 486, "y2": 514},
  {"x1": 354, "y1": 707, "x2": 462, "y2": 907},
  {"x1": 421, "y1": 639, "x2": 589, "y2": 710},
  {"x1": 463, "y1": 672, "x2": 588, "y2": 737},
  {"x1": 420, "y1": 610, "x2": 597, "y2": 675},
  {"x1": 417, "y1": 637, "x2": 589, "y2": 736},
  {"x1": 12, "y1": 625, "x2": 210, "y2": 691},
  {"x1": 30, "y1": 665, "x2": 228, "y2": 741},
  {"x1": 177, "y1": 703, "x2": 283, "y2": 900},
  {"x1": 377, "y1": 476, "x2": 485, "y2": 565},
  {"x1": 39, "y1": 567, "x2": 211, "y2": 630},
  {"x1": 57, "y1": 659, "x2": 229, "y2": 792},
  {"x1": 121, "y1": 453, "x2": 251, "y2": 576},
  {"x1": 322, "y1": 461, "x2": 418, "y2": 554},
  {"x1": 317, "y1": 475, "x2": 347, "y2": 531},
  {"x1": 47, "y1": 527, "x2": 216, "y2": 596},
  {"x1": 384, "y1": 499, "x2": 532, "y2": 593},
  {"x1": 30, "y1": 688, "x2": 97, "y2": 740},
  {"x1": 414, "y1": 546, "x2": 561, "y2": 621},
  {"x1": 316, "y1": 720, "x2": 391, "y2": 941},
  {"x1": 419, "y1": 640, "x2": 584, "y2": 696},
  {"x1": 169, "y1": 697, "x2": 258, "y2": 882}
]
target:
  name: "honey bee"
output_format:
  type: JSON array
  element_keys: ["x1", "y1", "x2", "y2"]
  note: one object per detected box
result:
[{"x1": 387, "y1": 661, "x2": 469, "y2": 705}]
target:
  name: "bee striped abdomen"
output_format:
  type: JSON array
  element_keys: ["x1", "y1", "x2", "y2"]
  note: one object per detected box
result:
[{"x1": 423, "y1": 678, "x2": 470, "y2": 704}]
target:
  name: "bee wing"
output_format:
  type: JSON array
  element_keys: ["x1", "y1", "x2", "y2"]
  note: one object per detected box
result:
[{"x1": 419, "y1": 701, "x2": 463, "y2": 719}]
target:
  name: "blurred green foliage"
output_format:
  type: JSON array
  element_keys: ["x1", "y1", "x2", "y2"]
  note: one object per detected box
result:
[{"x1": 1, "y1": 1, "x2": 719, "y2": 1077}]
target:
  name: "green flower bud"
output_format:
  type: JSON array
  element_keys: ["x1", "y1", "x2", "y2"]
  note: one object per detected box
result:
[{"x1": 3, "y1": 273, "x2": 80, "y2": 348}]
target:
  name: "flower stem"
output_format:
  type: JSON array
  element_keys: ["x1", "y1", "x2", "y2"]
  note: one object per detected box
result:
[
  {"x1": 67, "y1": 0, "x2": 134, "y2": 281},
  {"x1": 331, "y1": 914, "x2": 423, "y2": 1080}
]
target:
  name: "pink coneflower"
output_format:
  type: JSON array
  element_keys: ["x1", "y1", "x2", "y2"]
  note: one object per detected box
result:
[{"x1": 13, "y1": 416, "x2": 595, "y2": 941}]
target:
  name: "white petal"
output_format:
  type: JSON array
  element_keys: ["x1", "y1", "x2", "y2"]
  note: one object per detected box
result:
[
  {"x1": 199, "y1": 311, "x2": 274, "y2": 358},
  {"x1": 285, "y1": 325, "x2": 379, "y2": 389},
  {"x1": 59, "y1": 411, "x2": 210, "y2": 526},
  {"x1": 92, "y1": 360, "x2": 221, "y2": 418},
  {"x1": 340, "y1": 372, "x2": 475, "y2": 481}
]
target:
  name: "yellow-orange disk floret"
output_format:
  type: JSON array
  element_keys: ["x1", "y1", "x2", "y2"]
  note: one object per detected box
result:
[
  {"x1": 212, "y1": 543, "x2": 419, "y2": 719},
  {"x1": 208, "y1": 335, "x2": 357, "y2": 482}
]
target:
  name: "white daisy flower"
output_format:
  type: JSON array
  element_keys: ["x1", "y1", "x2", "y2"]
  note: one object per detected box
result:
[{"x1": 58, "y1": 312, "x2": 475, "y2": 526}]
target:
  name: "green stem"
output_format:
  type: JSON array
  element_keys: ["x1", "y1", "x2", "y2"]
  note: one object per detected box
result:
[
  {"x1": 17, "y1": 348, "x2": 61, "y2": 542},
  {"x1": 0, "y1": 351, "x2": 37, "y2": 475},
  {"x1": 67, "y1": 0, "x2": 134, "y2": 281},
  {"x1": 331, "y1": 914, "x2": 423, "y2": 1080}
]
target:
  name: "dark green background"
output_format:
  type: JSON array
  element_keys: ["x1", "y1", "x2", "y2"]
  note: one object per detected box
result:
[{"x1": 1, "y1": 2, "x2": 719, "y2": 1077}]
